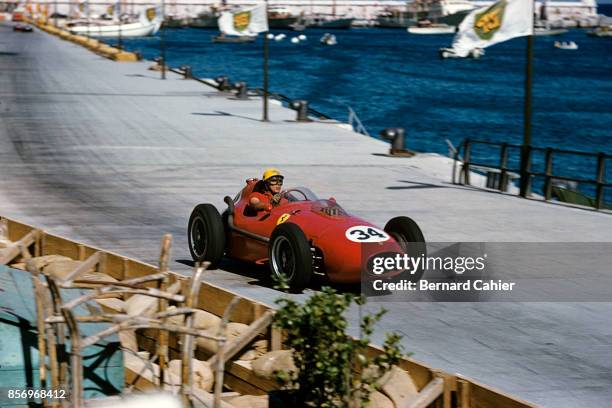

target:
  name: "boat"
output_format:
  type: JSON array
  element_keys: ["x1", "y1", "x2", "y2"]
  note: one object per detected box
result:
[
  {"x1": 68, "y1": 9, "x2": 161, "y2": 38},
  {"x1": 587, "y1": 26, "x2": 612, "y2": 37},
  {"x1": 408, "y1": 19, "x2": 456, "y2": 34},
  {"x1": 189, "y1": 9, "x2": 219, "y2": 29},
  {"x1": 212, "y1": 33, "x2": 256, "y2": 43},
  {"x1": 428, "y1": 0, "x2": 476, "y2": 26},
  {"x1": 268, "y1": 6, "x2": 298, "y2": 29},
  {"x1": 307, "y1": 14, "x2": 354, "y2": 29},
  {"x1": 554, "y1": 40, "x2": 578, "y2": 50},
  {"x1": 439, "y1": 47, "x2": 485, "y2": 58},
  {"x1": 320, "y1": 33, "x2": 337, "y2": 45},
  {"x1": 376, "y1": 0, "x2": 473, "y2": 29},
  {"x1": 534, "y1": 21, "x2": 568, "y2": 36},
  {"x1": 162, "y1": 14, "x2": 189, "y2": 28}
]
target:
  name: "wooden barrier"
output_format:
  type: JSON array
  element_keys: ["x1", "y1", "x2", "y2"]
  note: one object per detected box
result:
[{"x1": 1, "y1": 216, "x2": 536, "y2": 408}]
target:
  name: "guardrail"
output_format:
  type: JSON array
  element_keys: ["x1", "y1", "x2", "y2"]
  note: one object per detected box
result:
[
  {"x1": 167, "y1": 66, "x2": 331, "y2": 120},
  {"x1": 453, "y1": 138, "x2": 611, "y2": 210}
]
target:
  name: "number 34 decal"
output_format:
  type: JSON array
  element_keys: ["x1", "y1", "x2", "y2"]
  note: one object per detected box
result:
[{"x1": 345, "y1": 226, "x2": 390, "y2": 243}]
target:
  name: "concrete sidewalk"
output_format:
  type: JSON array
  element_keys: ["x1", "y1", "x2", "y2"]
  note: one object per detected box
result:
[{"x1": 1, "y1": 23, "x2": 612, "y2": 407}]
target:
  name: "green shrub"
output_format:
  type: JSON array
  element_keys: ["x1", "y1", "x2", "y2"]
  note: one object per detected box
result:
[{"x1": 273, "y1": 286, "x2": 404, "y2": 407}]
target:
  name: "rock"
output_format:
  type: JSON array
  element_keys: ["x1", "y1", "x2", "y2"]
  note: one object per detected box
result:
[
  {"x1": 25, "y1": 255, "x2": 73, "y2": 273},
  {"x1": 193, "y1": 309, "x2": 221, "y2": 330},
  {"x1": 94, "y1": 297, "x2": 126, "y2": 313},
  {"x1": 238, "y1": 339, "x2": 268, "y2": 361},
  {"x1": 252, "y1": 350, "x2": 296, "y2": 380},
  {"x1": 125, "y1": 294, "x2": 158, "y2": 317},
  {"x1": 367, "y1": 391, "x2": 394, "y2": 408},
  {"x1": 168, "y1": 358, "x2": 213, "y2": 392},
  {"x1": 228, "y1": 395, "x2": 268, "y2": 408},
  {"x1": 118, "y1": 330, "x2": 138, "y2": 353},
  {"x1": 196, "y1": 322, "x2": 249, "y2": 354},
  {"x1": 9, "y1": 262, "x2": 26, "y2": 270},
  {"x1": 378, "y1": 366, "x2": 419, "y2": 408}
]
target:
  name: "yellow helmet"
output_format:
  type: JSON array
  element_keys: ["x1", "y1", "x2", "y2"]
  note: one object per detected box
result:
[{"x1": 262, "y1": 168, "x2": 283, "y2": 181}]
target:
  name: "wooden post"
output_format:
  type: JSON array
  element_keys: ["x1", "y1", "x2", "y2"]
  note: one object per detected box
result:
[
  {"x1": 456, "y1": 379, "x2": 471, "y2": 408},
  {"x1": 157, "y1": 235, "x2": 172, "y2": 388}
]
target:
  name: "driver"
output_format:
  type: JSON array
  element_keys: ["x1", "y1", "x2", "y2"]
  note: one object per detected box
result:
[{"x1": 248, "y1": 168, "x2": 287, "y2": 212}]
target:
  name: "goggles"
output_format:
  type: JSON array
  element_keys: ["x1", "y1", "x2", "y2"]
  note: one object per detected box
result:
[{"x1": 267, "y1": 176, "x2": 284, "y2": 185}]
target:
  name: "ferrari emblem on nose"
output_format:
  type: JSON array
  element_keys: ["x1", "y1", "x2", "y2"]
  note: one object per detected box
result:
[{"x1": 277, "y1": 213, "x2": 291, "y2": 225}]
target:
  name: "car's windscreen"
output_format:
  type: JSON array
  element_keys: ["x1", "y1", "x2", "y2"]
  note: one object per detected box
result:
[{"x1": 284, "y1": 187, "x2": 319, "y2": 202}]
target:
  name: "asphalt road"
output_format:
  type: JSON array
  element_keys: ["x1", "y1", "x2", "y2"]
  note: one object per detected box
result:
[{"x1": 1, "y1": 23, "x2": 612, "y2": 407}]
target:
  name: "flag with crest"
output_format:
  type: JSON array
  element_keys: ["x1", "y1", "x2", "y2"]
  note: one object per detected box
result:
[
  {"x1": 450, "y1": 0, "x2": 533, "y2": 57},
  {"x1": 218, "y1": 5, "x2": 268, "y2": 37}
]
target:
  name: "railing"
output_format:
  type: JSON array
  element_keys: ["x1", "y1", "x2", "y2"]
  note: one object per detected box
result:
[
  {"x1": 250, "y1": 87, "x2": 331, "y2": 120},
  {"x1": 167, "y1": 66, "x2": 331, "y2": 120},
  {"x1": 453, "y1": 138, "x2": 611, "y2": 210},
  {"x1": 347, "y1": 106, "x2": 370, "y2": 137}
]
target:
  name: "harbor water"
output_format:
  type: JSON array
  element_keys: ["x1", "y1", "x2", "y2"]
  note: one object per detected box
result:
[{"x1": 121, "y1": 13, "x2": 612, "y2": 201}]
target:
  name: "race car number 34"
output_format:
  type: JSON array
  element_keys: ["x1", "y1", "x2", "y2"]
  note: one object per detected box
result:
[{"x1": 345, "y1": 226, "x2": 389, "y2": 243}]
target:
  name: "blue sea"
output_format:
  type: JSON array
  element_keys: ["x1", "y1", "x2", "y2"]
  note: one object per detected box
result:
[{"x1": 122, "y1": 6, "x2": 612, "y2": 201}]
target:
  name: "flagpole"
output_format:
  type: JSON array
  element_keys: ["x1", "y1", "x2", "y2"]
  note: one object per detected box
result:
[
  {"x1": 118, "y1": 1, "x2": 123, "y2": 50},
  {"x1": 161, "y1": 1, "x2": 166, "y2": 80},
  {"x1": 519, "y1": 0, "x2": 535, "y2": 198},
  {"x1": 263, "y1": 0, "x2": 269, "y2": 122}
]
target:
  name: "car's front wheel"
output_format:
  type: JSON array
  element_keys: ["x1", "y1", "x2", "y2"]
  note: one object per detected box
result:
[
  {"x1": 384, "y1": 216, "x2": 426, "y2": 280},
  {"x1": 188, "y1": 203, "x2": 225, "y2": 268},
  {"x1": 269, "y1": 223, "x2": 313, "y2": 293}
]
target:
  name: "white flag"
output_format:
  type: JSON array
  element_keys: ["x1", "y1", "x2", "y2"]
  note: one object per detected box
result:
[
  {"x1": 450, "y1": 0, "x2": 534, "y2": 57},
  {"x1": 218, "y1": 5, "x2": 268, "y2": 37}
]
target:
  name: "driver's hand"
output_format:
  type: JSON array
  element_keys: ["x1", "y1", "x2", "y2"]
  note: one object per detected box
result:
[{"x1": 271, "y1": 193, "x2": 282, "y2": 206}]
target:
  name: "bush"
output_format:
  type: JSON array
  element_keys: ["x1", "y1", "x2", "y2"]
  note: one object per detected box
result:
[{"x1": 273, "y1": 286, "x2": 404, "y2": 407}]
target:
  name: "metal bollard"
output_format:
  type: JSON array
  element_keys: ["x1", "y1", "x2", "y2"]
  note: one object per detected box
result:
[
  {"x1": 380, "y1": 128, "x2": 412, "y2": 156},
  {"x1": 215, "y1": 75, "x2": 231, "y2": 91},
  {"x1": 180, "y1": 65, "x2": 192, "y2": 79},
  {"x1": 289, "y1": 100, "x2": 311, "y2": 122},
  {"x1": 233, "y1": 82, "x2": 249, "y2": 100}
]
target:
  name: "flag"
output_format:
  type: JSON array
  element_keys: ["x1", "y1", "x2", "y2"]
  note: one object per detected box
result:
[
  {"x1": 107, "y1": 1, "x2": 120, "y2": 19},
  {"x1": 78, "y1": 1, "x2": 90, "y2": 16},
  {"x1": 218, "y1": 5, "x2": 268, "y2": 37},
  {"x1": 450, "y1": 0, "x2": 534, "y2": 57},
  {"x1": 140, "y1": 6, "x2": 162, "y2": 23}
]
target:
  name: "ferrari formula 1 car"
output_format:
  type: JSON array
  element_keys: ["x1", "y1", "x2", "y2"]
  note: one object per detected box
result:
[
  {"x1": 13, "y1": 24, "x2": 34, "y2": 32},
  {"x1": 188, "y1": 178, "x2": 425, "y2": 291}
]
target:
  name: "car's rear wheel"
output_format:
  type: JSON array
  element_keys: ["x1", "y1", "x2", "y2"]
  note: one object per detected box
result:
[
  {"x1": 188, "y1": 203, "x2": 225, "y2": 268},
  {"x1": 269, "y1": 223, "x2": 313, "y2": 293},
  {"x1": 384, "y1": 216, "x2": 426, "y2": 280}
]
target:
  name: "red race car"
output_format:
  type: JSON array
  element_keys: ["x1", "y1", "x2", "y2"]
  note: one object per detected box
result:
[
  {"x1": 188, "y1": 178, "x2": 425, "y2": 291},
  {"x1": 13, "y1": 23, "x2": 33, "y2": 32}
]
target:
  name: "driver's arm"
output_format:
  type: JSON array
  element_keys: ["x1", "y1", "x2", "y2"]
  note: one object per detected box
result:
[{"x1": 249, "y1": 193, "x2": 272, "y2": 211}]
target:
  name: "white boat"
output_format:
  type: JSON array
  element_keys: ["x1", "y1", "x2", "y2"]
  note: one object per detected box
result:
[
  {"x1": 408, "y1": 20, "x2": 456, "y2": 35},
  {"x1": 69, "y1": 7, "x2": 161, "y2": 38},
  {"x1": 587, "y1": 26, "x2": 612, "y2": 37},
  {"x1": 320, "y1": 33, "x2": 337, "y2": 45},
  {"x1": 534, "y1": 27, "x2": 568, "y2": 36},
  {"x1": 554, "y1": 40, "x2": 578, "y2": 50},
  {"x1": 439, "y1": 47, "x2": 485, "y2": 58}
]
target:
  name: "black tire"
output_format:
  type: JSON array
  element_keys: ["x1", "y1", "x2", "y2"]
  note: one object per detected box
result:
[
  {"x1": 384, "y1": 216, "x2": 426, "y2": 280},
  {"x1": 269, "y1": 223, "x2": 313, "y2": 293},
  {"x1": 188, "y1": 203, "x2": 225, "y2": 268}
]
